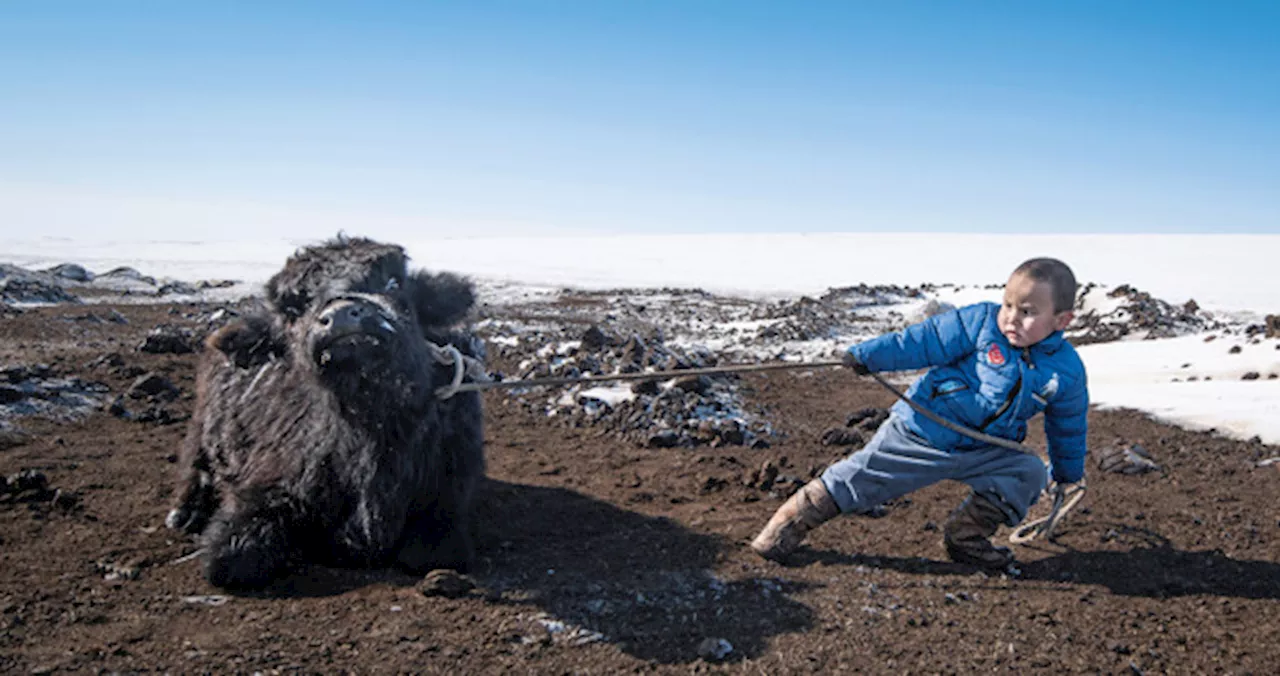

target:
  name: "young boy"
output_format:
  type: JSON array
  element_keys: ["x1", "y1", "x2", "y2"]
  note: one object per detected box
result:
[{"x1": 751, "y1": 257, "x2": 1089, "y2": 571}]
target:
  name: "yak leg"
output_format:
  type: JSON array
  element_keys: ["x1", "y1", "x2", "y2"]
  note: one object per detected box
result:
[
  {"x1": 202, "y1": 488, "x2": 298, "y2": 589},
  {"x1": 395, "y1": 482, "x2": 477, "y2": 574},
  {"x1": 165, "y1": 426, "x2": 217, "y2": 534},
  {"x1": 395, "y1": 509, "x2": 474, "y2": 574}
]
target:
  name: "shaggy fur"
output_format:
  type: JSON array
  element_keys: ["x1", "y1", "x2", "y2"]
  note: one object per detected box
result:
[{"x1": 166, "y1": 236, "x2": 485, "y2": 590}]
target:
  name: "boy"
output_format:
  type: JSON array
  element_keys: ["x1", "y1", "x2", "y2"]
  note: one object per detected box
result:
[{"x1": 751, "y1": 257, "x2": 1088, "y2": 571}]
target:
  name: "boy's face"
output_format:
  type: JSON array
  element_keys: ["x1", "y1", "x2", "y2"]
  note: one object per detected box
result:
[{"x1": 998, "y1": 273, "x2": 1073, "y2": 348}]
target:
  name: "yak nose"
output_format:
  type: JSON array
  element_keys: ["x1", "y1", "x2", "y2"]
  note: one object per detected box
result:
[{"x1": 318, "y1": 299, "x2": 378, "y2": 332}]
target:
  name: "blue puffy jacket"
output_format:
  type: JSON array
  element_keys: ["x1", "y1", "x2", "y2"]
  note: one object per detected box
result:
[{"x1": 847, "y1": 302, "x2": 1089, "y2": 483}]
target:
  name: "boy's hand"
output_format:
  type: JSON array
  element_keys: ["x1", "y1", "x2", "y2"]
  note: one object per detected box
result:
[{"x1": 842, "y1": 351, "x2": 871, "y2": 375}]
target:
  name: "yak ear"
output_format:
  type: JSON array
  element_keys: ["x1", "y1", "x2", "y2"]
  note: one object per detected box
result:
[
  {"x1": 206, "y1": 314, "x2": 287, "y2": 368},
  {"x1": 263, "y1": 268, "x2": 310, "y2": 321},
  {"x1": 407, "y1": 271, "x2": 475, "y2": 328}
]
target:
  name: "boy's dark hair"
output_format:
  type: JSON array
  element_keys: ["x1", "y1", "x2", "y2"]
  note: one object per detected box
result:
[{"x1": 1013, "y1": 258, "x2": 1077, "y2": 313}]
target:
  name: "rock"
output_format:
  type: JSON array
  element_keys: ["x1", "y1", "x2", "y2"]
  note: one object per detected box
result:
[
  {"x1": 0, "y1": 426, "x2": 30, "y2": 451},
  {"x1": 646, "y1": 430, "x2": 681, "y2": 448},
  {"x1": 622, "y1": 335, "x2": 647, "y2": 365},
  {"x1": 845, "y1": 407, "x2": 881, "y2": 427},
  {"x1": 1183, "y1": 299, "x2": 1199, "y2": 314},
  {"x1": 1242, "y1": 372, "x2": 1260, "y2": 381},
  {"x1": 133, "y1": 406, "x2": 188, "y2": 425},
  {"x1": 1228, "y1": 345, "x2": 1242, "y2": 354},
  {"x1": 2, "y1": 364, "x2": 52, "y2": 383},
  {"x1": 718, "y1": 425, "x2": 746, "y2": 446},
  {"x1": 1096, "y1": 443, "x2": 1160, "y2": 475},
  {"x1": 820, "y1": 426, "x2": 864, "y2": 447},
  {"x1": 697, "y1": 637, "x2": 733, "y2": 662},
  {"x1": 52, "y1": 489, "x2": 80, "y2": 510},
  {"x1": 126, "y1": 368, "x2": 179, "y2": 402},
  {"x1": 1265, "y1": 314, "x2": 1280, "y2": 339},
  {"x1": 99, "y1": 267, "x2": 156, "y2": 285},
  {"x1": 0, "y1": 277, "x2": 79, "y2": 304},
  {"x1": 910, "y1": 299, "x2": 956, "y2": 323},
  {"x1": 0, "y1": 385, "x2": 25, "y2": 404},
  {"x1": 418, "y1": 569, "x2": 475, "y2": 598},
  {"x1": 580, "y1": 325, "x2": 611, "y2": 350},
  {"x1": 127, "y1": 373, "x2": 179, "y2": 400},
  {"x1": 94, "y1": 560, "x2": 140, "y2": 582},
  {"x1": 106, "y1": 396, "x2": 132, "y2": 420},
  {"x1": 44, "y1": 263, "x2": 94, "y2": 282},
  {"x1": 756, "y1": 461, "x2": 779, "y2": 490},
  {"x1": 671, "y1": 375, "x2": 710, "y2": 394},
  {"x1": 6, "y1": 469, "x2": 48, "y2": 493},
  {"x1": 138, "y1": 325, "x2": 195, "y2": 354},
  {"x1": 85, "y1": 353, "x2": 126, "y2": 371},
  {"x1": 631, "y1": 379, "x2": 660, "y2": 396},
  {"x1": 156, "y1": 281, "x2": 199, "y2": 296}
]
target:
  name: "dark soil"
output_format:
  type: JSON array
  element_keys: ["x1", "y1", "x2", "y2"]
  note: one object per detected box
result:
[{"x1": 2, "y1": 301, "x2": 1278, "y2": 674}]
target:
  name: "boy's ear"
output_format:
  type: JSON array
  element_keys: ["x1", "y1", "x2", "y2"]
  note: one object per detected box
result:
[{"x1": 1053, "y1": 310, "x2": 1074, "y2": 332}]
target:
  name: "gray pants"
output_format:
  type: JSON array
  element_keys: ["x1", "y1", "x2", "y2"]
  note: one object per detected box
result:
[{"x1": 820, "y1": 415, "x2": 1048, "y2": 526}]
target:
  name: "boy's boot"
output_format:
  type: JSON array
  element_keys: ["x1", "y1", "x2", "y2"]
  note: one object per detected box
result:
[
  {"x1": 751, "y1": 479, "x2": 839, "y2": 561},
  {"x1": 943, "y1": 492, "x2": 1016, "y2": 570}
]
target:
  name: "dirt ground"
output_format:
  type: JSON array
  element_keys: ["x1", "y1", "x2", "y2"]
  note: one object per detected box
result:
[{"x1": 2, "y1": 299, "x2": 1279, "y2": 674}]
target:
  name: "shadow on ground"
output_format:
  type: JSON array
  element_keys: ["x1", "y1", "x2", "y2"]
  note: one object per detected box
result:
[
  {"x1": 792, "y1": 522, "x2": 1280, "y2": 601},
  {"x1": 210, "y1": 478, "x2": 816, "y2": 664},
  {"x1": 472, "y1": 478, "x2": 815, "y2": 664},
  {"x1": 1020, "y1": 523, "x2": 1280, "y2": 600}
]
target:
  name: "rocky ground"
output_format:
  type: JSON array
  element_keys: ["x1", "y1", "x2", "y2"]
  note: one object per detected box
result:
[{"x1": 1, "y1": 263, "x2": 1278, "y2": 674}]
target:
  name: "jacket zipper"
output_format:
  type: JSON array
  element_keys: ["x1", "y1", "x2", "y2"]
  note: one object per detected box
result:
[
  {"x1": 979, "y1": 348, "x2": 1030, "y2": 430},
  {"x1": 979, "y1": 379, "x2": 1020, "y2": 429}
]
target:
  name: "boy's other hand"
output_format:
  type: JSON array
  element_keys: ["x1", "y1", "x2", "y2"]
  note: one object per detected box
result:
[{"x1": 842, "y1": 351, "x2": 871, "y2": 375}]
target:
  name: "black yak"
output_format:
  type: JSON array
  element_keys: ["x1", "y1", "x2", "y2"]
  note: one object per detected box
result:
[{"x1": 166, "y1": 236, "x2": 485, "y2": 589}]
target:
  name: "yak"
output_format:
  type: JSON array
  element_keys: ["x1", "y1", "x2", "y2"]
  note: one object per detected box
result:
[{"x1": 165, "y1": 236, "x2": 485, "y2": 590}]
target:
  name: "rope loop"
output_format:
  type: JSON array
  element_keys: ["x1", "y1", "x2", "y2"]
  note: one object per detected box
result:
[
  {"x1": 432, "y1": 344, "x2": 468, "y2": 399},
  {"x1": 1009, "y1": 479, "x2": 1087, "y2": 544}
]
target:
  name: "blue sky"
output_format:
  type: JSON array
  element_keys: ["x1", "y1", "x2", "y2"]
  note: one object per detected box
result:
[{"x1": 1, "y1": 1, "x2": 1277, "y2": 238}]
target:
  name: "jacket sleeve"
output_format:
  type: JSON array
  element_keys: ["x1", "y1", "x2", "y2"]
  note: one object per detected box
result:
[
  {"x1": 846, "y1": 303, "x2": 990, "y2": 373},
  {"x1": 1044, "y1": 368, "x2": 1089, "y2": 483}
]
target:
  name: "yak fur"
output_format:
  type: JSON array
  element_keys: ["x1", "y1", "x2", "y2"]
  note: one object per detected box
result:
[{"x1": 166, "y1": 236, "x2": 485, "y2": 589}]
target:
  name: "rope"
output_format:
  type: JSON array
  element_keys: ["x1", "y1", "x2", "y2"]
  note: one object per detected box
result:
[
  {"x1": 1009, "y1": 480, "x2": 1087, "y2": 544},
  {"x1": 431, "y1": 344, "x2": 469, "y2": 399},
  {"x1": 428, "y1": 344, "x2": 1083, "y2": 541},
  {"x1": 438, "y1": 358, "x2": 848, "y2": 395}
]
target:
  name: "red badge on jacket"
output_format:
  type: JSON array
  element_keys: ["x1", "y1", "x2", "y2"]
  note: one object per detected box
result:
[{"x1": 987, "y1": 344, "x2": 1006, "y2": 366}]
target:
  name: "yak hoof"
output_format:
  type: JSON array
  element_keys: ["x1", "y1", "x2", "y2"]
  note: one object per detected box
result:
[
  {"x1": 396, "y1": 530, "x2": 474, "y2": 575},
  {"x1": 165, "y1": 506, "x2": 208, "y2": 534},
  {"x1": 202, "y1": 517, "x2": 291, "y2": 590}
]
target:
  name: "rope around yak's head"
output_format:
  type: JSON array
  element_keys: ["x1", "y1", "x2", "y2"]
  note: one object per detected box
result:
[{"x1": 423, "y1": 341, "x2": 1085, "y2": 542}]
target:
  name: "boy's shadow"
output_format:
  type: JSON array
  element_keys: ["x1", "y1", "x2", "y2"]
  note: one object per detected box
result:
[
  {"x1": 793, "y1": 523, "x2": 1280, "y2": 601},
  {"x1": 1017, "y1": 524, "x2": 1280, "y2": 600}
]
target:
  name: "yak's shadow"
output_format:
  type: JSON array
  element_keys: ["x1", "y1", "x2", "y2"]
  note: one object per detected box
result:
[
  {"x1": 792, "y1": 523, "x2": 1280, "y2": 601},
  {"x1": 468, "y1": 479, "x2": 815, "y2": 664},
  {"x1": 248, "y1": 478, "x2": 815, "y2": 664}
]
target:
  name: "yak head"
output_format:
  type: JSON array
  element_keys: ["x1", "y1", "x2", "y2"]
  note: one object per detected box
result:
[{"x1": 260, "y1": 236, "x2": 476, "y2": 397}]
